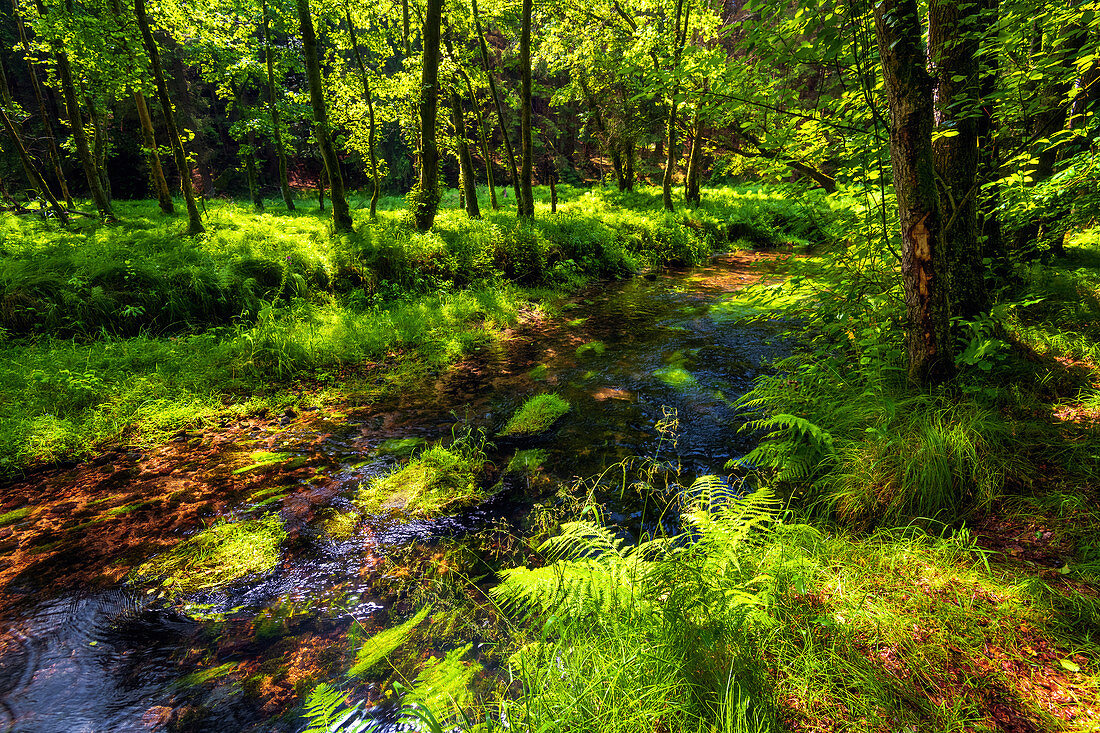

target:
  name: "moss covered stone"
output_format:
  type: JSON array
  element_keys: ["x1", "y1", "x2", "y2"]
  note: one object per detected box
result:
[{"x1": 499, "y1": 394, "x2": 571, "y2": 437}]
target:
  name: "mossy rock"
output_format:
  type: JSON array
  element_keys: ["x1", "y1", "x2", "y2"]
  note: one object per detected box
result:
[
  {"x1": 356, "y1": 445, "x2": 485, "y2": 516},
  {"x1": 499, "y1": 394, "x2": 571, "y2": 437}
]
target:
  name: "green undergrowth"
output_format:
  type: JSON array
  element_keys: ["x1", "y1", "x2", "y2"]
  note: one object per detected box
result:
[
  {"x1": 131, "y1": 513, "x2": 286, "y2": 597},
  {"x1": 499, "y1": 394, "x2": 571, "y2": 437},
  {"x1": 0, "y1": 184, "x2": 837, "y2": 476}
]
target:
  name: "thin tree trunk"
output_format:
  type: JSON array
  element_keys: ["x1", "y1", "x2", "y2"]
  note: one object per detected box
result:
[
  {"x1": 134, "y1": 0, "x2": 203, "y2": 234},
  {"x1": 466, "y1": 77, "x2": 497, "y2": 209},
  {"x1": 580, "y1": 75, "x2": 624, "y2": 189},
  {"x1": 874, "y1": 0, "x2": 953, "y2": 385},
  {"x1": 402, "y1": 0, "x2": 411, "y2": 56},
  {"x1": 134, "y1": 91, "x2": 175, "y2": 214},
  {"x1": 319, "y1": 163, "x2": 326, "y2": 211},
  {"x1": 662, "y1": 0, "x2": 689, "y2": 212},
  {"x1": 0, "y1": 70, "x2": 67, "y2": 223},
  {"x1": 247, "y1": 130, "x2": 264, "y2": 211},
  {"x1": 977, "y1": 0, "x2": 1006, "y2": 283},
  {"x1": 625, "y1": 142, "x2": 635, "y2": 190},
  {"x1": 518, "y1": 0, "x2": 534, "y2": 218},
  {"x1": 345, "y1": 6, "x2": 380, "y2": 219},
  {"x1": 412, "y1": 0, "x2": 443, "y2": 230},
  {"x1": 684, "y1": 103, "x2": 703, "y2": 207},
  {"x1": 262, "y1": 0, "x2": 295, "y2": 211},
  {"x1": 930, "y1": 0, "x2": 986, "y2": 318},
  {"x1": 451, "y1": 89, "x2": 480, "y2": 218},
  {"x1": 86, "y1": 94, "x2": 111, "y2": 202},
  {"x1": 472, "y1": 0, "x2": 520, "y2": 203},
  {"x1": 42, "y1": 0, "x2": 114, "y2": 223},
  {"x1": 13, "y1": 0, "x2": 70, "y2": 208},
  {"x1": 296, "y1": 0, "x2": 352, "y2": 232}
]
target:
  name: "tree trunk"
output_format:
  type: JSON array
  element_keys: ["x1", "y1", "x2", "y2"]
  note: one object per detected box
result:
[
  {"x1": 246, "y1": 130, "x2": 264, "y2": 211},
  {"x1": 518, "y1": 0, "x2": 534, "y2": 218},
  {"x1": 262, "y1": 0, "x2": 295, "y2": 211},
  {"x1": 319, "y1": 163, "x2": 326, "y2": 211},
  {"x1": 874, "y1": 0, "x2": 953, "y2": 385},
  {"x1": 296, "y1": 0, "x2": 352, "y2": 232},
  {"x1": 684, "y1": 103, "x2": 703, "y2": 207},
  {"x1": 625, "y1": 142, "x2": 635, "y2": 190},
  {"x1": 472, "y1": 0, "x2": 520, "y2": 204},
  {"x1": 451, "y1": 89, "x2": 481, "y2": 218},
  {"x1": 50, "y1": 35, "x2": 113, "y2": 220},
  {"x1": 0, "y1": 79, "x2": 67, "y2": 223},
  {"x1": 134, "y1": 91, "x2": 175, "y2": 214},
  {"x1": 412, "y1": 0, "x2": 443, "y2": 231},
  {"x1": 345, "y1": 6, "x2": 380, "y2": 219},
  {"x1": 929, "y1": 0, "x2": 986, "y2": 318},
  {"x1": 580, "y1": 75, "x2": 624, "y2": 190},
  {"x1": 13, "y1": 0, "x2": 70, "y2": 208},
  {"x1": 464, "y1": 75, "x2": 497, "y2": 209},
  {"x1": 661, "y1": 0, "x2": 689, "y2": 212},
  {"x1": 134, "y1": 0, "x2": 203, "y2": 234}
]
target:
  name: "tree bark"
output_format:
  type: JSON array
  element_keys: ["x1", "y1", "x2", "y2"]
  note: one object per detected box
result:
[
  {"x1": 929, "y1": 0, "x2": 986, "y2": 318},
  {"x1": 296, "y1": 0, "x2": 352, "y2": 232},
  {"x1": 345, "y1": 6, "x2": 380, "y2": 219},
  {"x1": 134, "y1": 91, "x2": 175, "y2": 214},
  {"x1": 412, "y1": 0, "x2": 443, "y2": 230},
  {"x1": 246, "y1": 130, "x2": 264, "y2": 211},
  {"x1": 518, "y1": 0, "x2": 534, "y2": 218},
  {"x1": 134, "y1": 0, "x2": 203, "y2": 234},
  {"x1": 451, "y1": 89, "x2": 481, "y2": 218},
  {"x1": 874, "y1": 0, "x2": 953, "y2": 385},
  {"x1": 472, "y1": 0, "x2": 521, "y2": 204},
  {"x1": 263, "y1": 0, "x2": 295, "y2": 211}
]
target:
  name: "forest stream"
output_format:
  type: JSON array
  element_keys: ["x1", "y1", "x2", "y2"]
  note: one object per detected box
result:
[{"x1": 0, "y1": 252, "x2": 790, "y2": 732}]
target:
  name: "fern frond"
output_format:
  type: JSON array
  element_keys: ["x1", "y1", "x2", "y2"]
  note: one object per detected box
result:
[{"x1": 302, "y1": 683, "x2": 372, "y2": 733}]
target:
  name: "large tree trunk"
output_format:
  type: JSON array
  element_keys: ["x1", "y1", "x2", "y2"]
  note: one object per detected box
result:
[
  {"x1": 296, "y1": 0, "x2": 352, "y2": 232},
  {"x1": 345, "y1": 6, "x2": 380, "y2": 219},
  {"x1": 452, "y1": 89, "x2": 481, "y2": 219},
  {"x1": 134, "y1": 0, "x2": 203, "y2": 234},
  {"x1": 472, "y1": 0, "x2": 520, "y2": 204},
  {"x1": 874, "y1": 0, "x2": 953, "y2": 386},
  {"x1": 13, "y1": 0, "x2": 70, "y2": 208},
  {"x1": 134, "y1": 91, "x2": 175, "y2": 214},
  {"x1": 412, "y1": 0, "x2": 443, "y2": 230},
  {"x1": 263, "y1": 0, "x2": 295, "y2": 211},
  {"x1": 518, "y1": 0, "x2": 534, "y2": 218},
  {"x1": 929, "y1": 0, "x2": 986, "y2": 318}
]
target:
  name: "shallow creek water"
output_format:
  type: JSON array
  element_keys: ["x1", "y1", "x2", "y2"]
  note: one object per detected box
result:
[{"x1": 0, "y1": 252, "x2": 789, "y2": 732}]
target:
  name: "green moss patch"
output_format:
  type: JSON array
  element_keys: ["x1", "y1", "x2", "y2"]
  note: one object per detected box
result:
[
  {"x1": 132, "y1": 514, "x2": 286, "y2": 596},
  {"x1": 375, "y1": 437, "x2": 427, "y2": 457},
  {"x1": 0, "y1": 507, "x2": 31, "y2": 527},
  {"x1": 356, "y1": 445, "x2": 485, "y2": 517},
  {"x1": 499, "y1": 395, "x2": 571, "y2": 437}
]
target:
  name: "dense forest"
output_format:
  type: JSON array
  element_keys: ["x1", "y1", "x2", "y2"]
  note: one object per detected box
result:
[{"x1": 0, "y1": 0, "x2": 1099, "y2": 729}]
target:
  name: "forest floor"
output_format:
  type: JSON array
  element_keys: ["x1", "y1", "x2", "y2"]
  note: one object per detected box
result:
[{"x1": 0, "y1": 187, "x2": 1098, "y2": 732}]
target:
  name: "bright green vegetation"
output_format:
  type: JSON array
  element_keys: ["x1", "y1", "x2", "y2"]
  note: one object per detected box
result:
[
  {"x1": 499, "y1": 394, "x2": 571, "y2": 437},
  {"x1": 349, "y1": 605, "x2": 433, "y2": 678},
  {"x1": 0, "y1": 507, "x2": 31, "y2": 527},
  {"x1": 486, "y1": 482, "x2": 1100, "y2": 733},
  {"x1": 131, "y1": 514, "x2": 286, "y2": 596},
  {"x1": 505, "y1": 449, "x2": 547, "y2": 475},
  {"x1": 0, "y1": 188, "x2": 811, "y2": 476},
  {"x1": 355, "y1": 427, "x2": 491, "y2": 516}
]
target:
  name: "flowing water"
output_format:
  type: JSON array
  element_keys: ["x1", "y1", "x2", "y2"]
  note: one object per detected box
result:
[{"x1": 0, "y1": 252, "x2": 790, "y2": 732}]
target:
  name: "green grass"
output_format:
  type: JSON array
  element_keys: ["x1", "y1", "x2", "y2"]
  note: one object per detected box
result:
[
  {"x1": 349, "y1": 604, "x2": 433, "y2": 678},
  {"x1": 499, "y1": 394, "x2": 571, "y2": 437},
  {"x1": 131, "y1": 513, "x2": 286, "y2": 596},
  {"x1": 0, "y1": 184, "x2": 838, "y2": 476}
]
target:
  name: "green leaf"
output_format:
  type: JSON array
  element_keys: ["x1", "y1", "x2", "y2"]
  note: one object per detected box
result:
[{"x1": 1059, "y1": 659, "x2": 1081, "y2": 673}]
